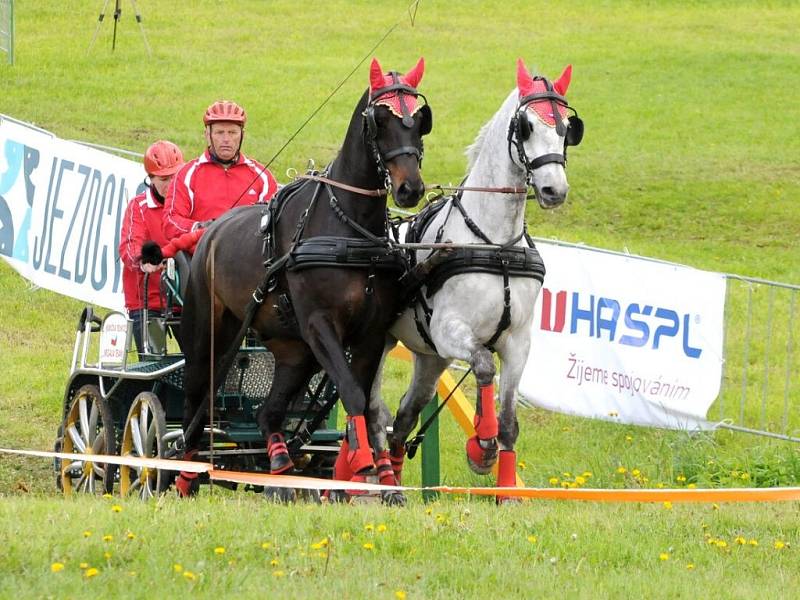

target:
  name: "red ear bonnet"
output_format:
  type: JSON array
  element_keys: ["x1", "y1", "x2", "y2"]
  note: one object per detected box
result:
[
  {"x1": 369, "y1": 57, "x2": 425, "y2": 117},
  {"x1": 553, "y1": 64, "x2": 572, "y2": 96},
  {"x1": 516, "y1": 58, "x2": 568, "y2": 127}
]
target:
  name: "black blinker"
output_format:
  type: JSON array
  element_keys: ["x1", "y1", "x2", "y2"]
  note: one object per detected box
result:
[{"x1": 566, "y1": 115, "x2": 584, "y2": 146}]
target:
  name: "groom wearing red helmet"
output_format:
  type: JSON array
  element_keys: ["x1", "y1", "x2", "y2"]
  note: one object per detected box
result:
[
  {"x1": 162, "y1": 100, "x2": 278, "y2": 242},
  {"x1": 119, "y1": 140, "x2": 185, "y2": 354}
]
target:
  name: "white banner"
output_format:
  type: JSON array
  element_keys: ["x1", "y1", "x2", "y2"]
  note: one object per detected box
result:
[
  {"x1": 0, "y1": 115, "x2": 144, "y2": 311},
  {"x1": 520, "y1": 242, "x2": 726, "y2": 430}
]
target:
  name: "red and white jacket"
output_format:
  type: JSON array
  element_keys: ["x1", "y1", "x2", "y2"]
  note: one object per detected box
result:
[
  {"x1": 162, "y1": 150, "x2": 277, "y2": 240},
  {"x1": 118, "y1": 188, "x2": 170, "y2": 311}
]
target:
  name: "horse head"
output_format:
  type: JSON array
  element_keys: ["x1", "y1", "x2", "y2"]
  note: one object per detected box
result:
[
  {"x1": 511, "y1": 58, "x2": 584, "y2": 209},
  {"x1": 364, "y1": 57, "x2": 432, "y2": 208}
]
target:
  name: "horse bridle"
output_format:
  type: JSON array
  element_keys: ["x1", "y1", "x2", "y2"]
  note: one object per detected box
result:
[
  {"x1": 363, "y1": 72, "x2": 432, "y2": 189},
  {"x1": 507, "y1": 76, "x2": 584, "y2": 189}
]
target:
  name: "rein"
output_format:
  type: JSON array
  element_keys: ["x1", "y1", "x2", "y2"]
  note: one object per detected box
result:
[
  {"x1": 295, "y1": 174, "x2": 387, "y2": 198},
  {"x1": 425, "y1": 184, "x2": 528, "y2": 195}
]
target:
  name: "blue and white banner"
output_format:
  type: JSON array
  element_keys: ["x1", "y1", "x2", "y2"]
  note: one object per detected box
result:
[
  {"x1": 0, "y1": 114, "x2": 144, "y2": 311},
  {"x1": 520, "y1": 242, "x2": 726, "y2": 430}
]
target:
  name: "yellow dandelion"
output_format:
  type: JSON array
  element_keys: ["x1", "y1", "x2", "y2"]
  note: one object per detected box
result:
[
  {"x1": 632, "y1": 469, "x2": 641, "y2": 477},
  {"x1": 568, "y1": 482, "x2": 578, "y2": 489},
  {"x1": 214, "y1": 546, "x2": 225, "y2": 555},
  {"x1": 749, "y1": 539, "x2": 759, "y2": 547},
  {"x1": 686, "y1": 563, "x2": 695, "y2": 570},
  {"x1": 173, "y1": 564, "x2": 183, "y2": 573},
  {"x1": 659, "y1": 552, "x2": 670, "y2": 561},
  {"x1": 183, "y1": 571, "x2": 196, "y2": 581},
  {"x1": 560, "y1": 481, "x2": 570, "y2": 489},
  {"x1": 102, "y1": 493, "x2": 113, "y2": 499},
  {"x1": 261, "y1": 542, "x2": 272, "y2": 550},
  {"x1": 686, "y1": 483, "x2": 696, "y2": 489},
  {"x1": 656, "y1": 482, "x2": 665, "y2": 489},
  {"x1": 50, "y1": 562, "x2": 65, "y2": 573},
  {"x1": 616, "y1": 466, "x2": 627, "y2": 474},
  {"x1": 730, "y1": 470, "x2": 740, "y2": 478},
  {"x1": 83, "y1": 531, "x2": 92, "y2": 538},
  {"x1": 548, "y1": 477, "x2": 559, "y2": 486},
  {"x1": 103, "y1": 552, "x2": 112, "y2": 560},
  {"x1": 377, "y1": 524, "x2": 387, "y2": 533},
  {"x1": 85, "y1": 567, "x2": 99, "y2": 578},
  {"x1": 270, "y1": 559, "x2": 280, "y2": 567},
  {"x1": 272, "y1": 570, "x2": 285, "y2": 578},
  {"x1": 102, "y1": 535, "x2": 113, "y2": 542},
  {"x1": 735, "y1": 536, "x2": 746, "y2": 545},
  {"x1": 663, "y1": 501, "x2": 673, "y2": 510},
  {"x1": 517, "y1": 461, "x2": 527, "y2": 470},
  {"x1": 706, "y1": 537, "x2": 717, "y2": 545},
  {"x1": 701, "y1": 523, "x2": 709, "y2": 530},
  {"x1": 774, "y1": 540, "x2": 786, "y2": 550},
  {"x1": 676, "y1": 475, "x2": 686, "y2": 483},
  {"x1": 436, "y1": 514, "x2": 446, "y2": 523},
  {"x1": 79, "y1": 562, "x2": 89, "y2": 569},
  {"x1": 126, "y1": 532, "x2": 136, "y2": 540},
  {"x1": 364, "y1": 523, "x2": 374, "y2": 532},
  {"x1": 363, "y1": 542, "x2": 375, "y2": 550},
  {"x1": 625, "y1": 435, "x2": 633, "y2": 442},
  {"x1": 712, "y1": 503, "x2": 719, "y2": 510},
  {"x1": 311, "y1": 538, "x2": 329, "y2": 550},
  {"x1": 341, "y1": 531, "x2": 351, "y2": 540},
  {"x1": 395, "y1": 591, "x2": 407, "y2": 600},
  {"x1": 562, "y1": 472, "x2": 571, "y2": 478},
  {"x1": 715, "y1": 540, "x2": 728, "y2": 548},
  {"x1": 575, "y1": 476, "x2": 586, "y2": 485},
  {"x1": 111, "y1": 505, "x2": 122, "y2": 513},
  {"x1": 527, "y1": 535, "x2": 537, "y2": 543},
  {"x1": 582, "y1": 471, "x2": 593, "y2": 478},
  {"x1": 740, "y1": 472, "x2": 751, "y2": 480}
]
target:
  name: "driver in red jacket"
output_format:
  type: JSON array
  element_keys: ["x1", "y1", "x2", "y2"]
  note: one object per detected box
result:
[
  {"x1": 162, "y1": 100, "x2": 278, "y2": 242},
  {"x1": 119, "y1": 140, "x2": 184, "y2": 355}
]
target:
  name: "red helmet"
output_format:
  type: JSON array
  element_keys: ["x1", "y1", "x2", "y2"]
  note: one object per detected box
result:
[
  {"x1": 203, "y1": 100, "x2": 247, "y2": 126},
  {"x1": 143, "y1": 140, "x2": 184, "y2": 177}
]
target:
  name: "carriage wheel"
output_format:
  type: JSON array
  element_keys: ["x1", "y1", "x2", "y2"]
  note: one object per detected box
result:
[
  {"x1": 60, "y1": 385, "x2": 116, "y2": 496},
  {"x1": 119, "y1": 392, "x2": 168, "y2": 499}
]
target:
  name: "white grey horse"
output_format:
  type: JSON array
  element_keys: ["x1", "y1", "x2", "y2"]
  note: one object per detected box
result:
[{"x1": 359, "y1": 59, "x2": 583, "y2": 503}]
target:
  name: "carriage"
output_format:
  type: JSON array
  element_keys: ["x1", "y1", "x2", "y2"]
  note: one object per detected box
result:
[{"x1": 53, "y1": 265, "x2": 343, "y2": 499}]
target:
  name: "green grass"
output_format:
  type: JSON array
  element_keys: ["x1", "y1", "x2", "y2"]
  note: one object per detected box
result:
[{"x1": 2, "y1": 0, "x2": 800, "y2": 597}]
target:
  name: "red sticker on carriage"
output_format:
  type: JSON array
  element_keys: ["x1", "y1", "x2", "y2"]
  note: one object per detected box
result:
[{"x1": 99, "y1": 312, "x2": 129, "y2": 365}]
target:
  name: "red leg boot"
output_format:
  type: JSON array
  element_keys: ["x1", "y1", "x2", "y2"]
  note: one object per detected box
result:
[
  {"x1": 267, "y1": 432, "x2": 294, "y2": 474},
  {"x1": 323, "y1": 439, "x2": 354, "y2": 503},
  {"x1": 496, "y1": 449, "x2": 518, "y2": 504},
  {"x1": 465, "y1": 383, "x2": 499, "y2": 474},
  {"x1": 389, "y1": 444, "x2": 405, "y2": 486},
  {"x1": 345, "y1": 416, "x2": 374, "y2": 497},
  {"x1": 175, "y1": 449, "x2": 200, "y2": 498}
]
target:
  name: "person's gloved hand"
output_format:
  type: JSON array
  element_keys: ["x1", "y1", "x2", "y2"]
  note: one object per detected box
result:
[
  {"x1": 191, "y1": 219, "x2": 215, "y2": 231},
  {"x1": 140, "y1": 262, "x2": 162, "y2": 273}
]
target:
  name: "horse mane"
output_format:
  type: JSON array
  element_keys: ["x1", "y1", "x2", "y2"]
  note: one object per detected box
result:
[{"x1": 465, "y1": 89, "x2": 519, "y2": 172}]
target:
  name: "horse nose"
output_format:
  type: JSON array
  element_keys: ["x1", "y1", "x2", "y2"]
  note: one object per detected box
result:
[
  {"x1": 394, "y1": 179, "x2": 425, "y2": 208},
  {"x1": 537, "y1": 184, "x2": 569, "y2": 208}
]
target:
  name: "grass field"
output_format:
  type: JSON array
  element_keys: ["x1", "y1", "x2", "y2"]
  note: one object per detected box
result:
[{"x1": 2, "y1": 1, "x2": 800, "y2": 597}]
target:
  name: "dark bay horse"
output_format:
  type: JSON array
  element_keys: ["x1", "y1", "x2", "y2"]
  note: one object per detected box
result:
[{"x1": 174, "y1": 58, "x2": 432, "y2": 499}]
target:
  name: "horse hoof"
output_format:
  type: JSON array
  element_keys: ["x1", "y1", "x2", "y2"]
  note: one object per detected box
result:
[
  {"x1": 263, "y1": 486, "x2": 297, "y2": 503},
  {"x1": 325, "y1": 489, "x2": 350, "y2": 504},
  {"x1": 381, "y1": 491, "x2": 407, "y2": 507},
  {"x1": 465, "y1": 435, "x2": 498, "y2": 475},
  {"x1": 496, "y1": 494, "x2": 522, "y2": 505}
]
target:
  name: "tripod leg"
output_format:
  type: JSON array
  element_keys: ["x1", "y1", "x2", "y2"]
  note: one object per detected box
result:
[
  {"x1": 112, "y1": 0, "x2": 121, "y2": 51},
  {"x1": 128, "y1": 0, "x2": 152, "y2": 57},
  {"x1": 87, "y1": 0, "x2": 112, "y2": 54}
]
